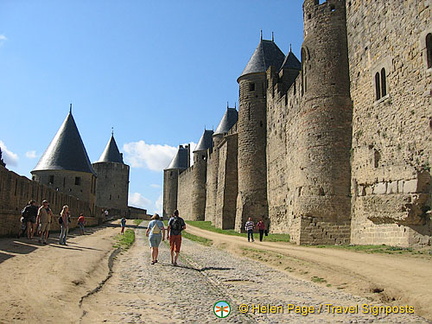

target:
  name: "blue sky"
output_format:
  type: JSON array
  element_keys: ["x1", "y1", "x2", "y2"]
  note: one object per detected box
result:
[{"x1": 0, "y1": 0, "x2": 304, "y2": 214}]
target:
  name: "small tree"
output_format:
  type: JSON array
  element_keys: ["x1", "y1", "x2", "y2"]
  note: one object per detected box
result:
[{"x1": 0, "y1": 147, "x2": 6, "y2": 167}]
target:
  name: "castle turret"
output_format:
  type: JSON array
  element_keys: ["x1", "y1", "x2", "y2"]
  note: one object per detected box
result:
[
  {"x1": 162, "y1": 145, "x2": 190, "y2": 218},
  {"x1": 92, "y1": 133, "x2": 130, "y2": 217},
  {"x1": 290, "y1": 0, "x2": 352, "y2": 244},
  {"x1": 235, "y1": 38, "x2": 285, "y2": 231},
  {"x1": 31, "y1": 108, "x2": 97, "y2": 211},
  {"x1": 205, "y1": 107, "x2": 238, "y2": 223},
  {"x1": 188, "y1": 130, "x2": 214, "y2": 221}
]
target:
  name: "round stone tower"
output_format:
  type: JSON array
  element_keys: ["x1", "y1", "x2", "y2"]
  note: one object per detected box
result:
[
  {"x1": 294, "y1": 0, "x2": 353, "y2": 243},
  {"x1": 163, "y1": 145, "x2": 190, "y2": 219},
  {"x1": 31, "y1": 108, "x2": 97, "y2": 212},
  {"x1": 92, "y1": 133, "x2": 130, "y2": 217},
  {"x1": 191, "y1": 130, "x2": 213, "y2": 221},
  {"x1": 235, "y1": 38, "x2": 286, "y2": 231},
  {"x1": 205, "y1": 107, "x2": 238, "y2": 223}
]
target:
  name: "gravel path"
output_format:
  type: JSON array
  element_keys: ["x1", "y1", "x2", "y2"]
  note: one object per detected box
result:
[{"x1": 81, "y1": 224, "x2": 429, "y2": 323}]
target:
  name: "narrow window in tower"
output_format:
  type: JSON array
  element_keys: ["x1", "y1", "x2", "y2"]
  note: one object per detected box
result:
[
  {"x1": 249, "y1": 82, "x2": 255, "y2": 91},
  {"x1": 375, "y1": 72, "x2": 381, "y2": 100},
  {"x1": 63, "y1": 177, "x2": 66, "y2": 188},
  {"x1": 426, "y1": 33, "x2": 432, "y2": 68},
  {"x1": 49, "y1": 175, "x2": 54, "y2": 184},
  {"x1": 380, "y1": 68, "x2": 387, "y2": 97},
  {"x1": 374, "y1": 149, "x2": 381, "y2": 168},
  {"x1": 75, "y1": 177, "x2": 81, "y2": 186}
]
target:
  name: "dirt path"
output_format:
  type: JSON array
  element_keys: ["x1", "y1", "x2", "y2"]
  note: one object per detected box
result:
[
  {"x1": 185, "y1": 225, "x2": 432, "y2": 320},
  {"x1": 0, "y1": 223, "x2": 122, "y2": 323},
  {"x1": 0, "y1": 221, "x2": 430, "y2": 323}
]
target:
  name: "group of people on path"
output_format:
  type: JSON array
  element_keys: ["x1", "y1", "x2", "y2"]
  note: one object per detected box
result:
[
  {"x1": 244, "y1": 217, "x2": 268, "y2": 242},
  {"x1": 145, "y1": 209, "x2": 186, "y2": 266},
  {"x1": 20, "y1": 199, "x2": 86, "y2": 245}
]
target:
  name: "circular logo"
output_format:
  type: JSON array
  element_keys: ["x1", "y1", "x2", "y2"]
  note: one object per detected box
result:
[{"x1": 213, "y1": 301, "x2": 231, "y2": 318}]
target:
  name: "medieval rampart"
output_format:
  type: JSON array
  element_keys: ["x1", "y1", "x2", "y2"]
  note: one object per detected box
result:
[
  {"x1": 347, "y1": 0, "x2": 431, "y2": 246},
  {"x1": 0, "y1": 166, "x2": 100, "y2": 236}
]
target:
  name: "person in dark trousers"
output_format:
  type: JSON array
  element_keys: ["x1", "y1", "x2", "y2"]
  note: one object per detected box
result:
[
  {"x1": 256, "y1": 218, "x2": 266, "y2": 242},
  {"x1": 244, "y1": 217, "x2": 255, "y2": 242},
  {"x1": 21, "y1": 200, "x2": 38, "y2": 239},
  {"x1": 167, "y1": 210, "x2": 186, "y2": 266}
]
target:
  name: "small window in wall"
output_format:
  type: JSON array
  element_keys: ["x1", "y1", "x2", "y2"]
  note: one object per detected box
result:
[
  {"x1": 49, "y1": 175, "x2": 54, "y2": 184},
  {"x1": 426, "y1": 33, "x2": 432, "y2": 68},
  {"x1": 75, "y1": 177, "x2": 81, "y2": 186},
  {"x1": 374, "y1": 68, "x2": 387, "y2": 100},
  {"x1": 249, "y1": 82, "x2": 255, "y2": 91},
  {"x1": 374, "y1": 149, "x2": 381, "y2": 168},
  {"x1": 375, "y1": 72, "x2": 381, "y2": 100},
  {"x1": 380, "y1": 68, "x2": 387, "y2": 97}
]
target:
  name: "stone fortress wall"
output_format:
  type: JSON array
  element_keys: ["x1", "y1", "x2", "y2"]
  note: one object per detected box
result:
[
  {"x1": 164, "y1": 0, "x2": 431, "y2": 246},
  {"x1": 93, "y1": 161, "x2": 130, "y2": 217},
  {"x1": 347, "y1": 0, "x2": 432, "y2": 246},
  {"x1": 0, "y1": 165, "x2": 100, "y2": 236}
]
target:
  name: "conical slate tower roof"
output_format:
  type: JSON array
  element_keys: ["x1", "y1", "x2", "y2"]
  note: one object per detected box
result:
[
  {"x1": 97, "y1": 134, "x2": 124, "y2": 163},
  {"x1": 214, "y1": 108, "x2": 238, "y2": 136},
  {"x1": 239, "y1": 39, "x2": 286, "y2": 79},
  {"x1": 166, "y1": 145, "x2": 189, "y2": 170},
  {"x1": 280, "y1": 50, "x2": 301, "y2": 71},
  {"x1": 193, "y1": 130, "x2": 214, "y2": 152},
  {"x1": 32, "y1": 111, "x2": 95, "y2": 174}
]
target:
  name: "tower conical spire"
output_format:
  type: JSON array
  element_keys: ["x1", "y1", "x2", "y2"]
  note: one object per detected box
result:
[
  {"x1": 33, "y1": 111, "x2": 95, "y2": 174},
  {"x1": 97, "y1": 134, "x2": 124, "y2": 163},
  {"x1": 238, "y1": 38, "x2": 285, "y2": 80}
]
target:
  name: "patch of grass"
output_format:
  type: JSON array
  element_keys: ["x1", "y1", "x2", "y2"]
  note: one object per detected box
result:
[
  {"x1": 113, "y1": 229, "x2": 135, "y2": 250},
  {"x1": 133, "y1": 219, "x2": 144, "y2": 226},
  {"x1": 183, "y1": 231, "x2": 213, "y2": 246},
  {"x1": 185, "y1": 221, "x2": 290, "y2": 242},
  {"x1": 312, "y1": 244, "x2": 430, "y2": 256},
  {"x1": 311, "y1": 276, "x2": 327, "y2": 283}
]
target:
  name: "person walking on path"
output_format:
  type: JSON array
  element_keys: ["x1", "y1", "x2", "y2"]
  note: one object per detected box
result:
[
  {"x1": 36, "y1": 200, "x2": 53, "y2": 244},
  {"x1": 21, "y1": 200, "x2": 38, "y2": 239},
  {"x1": 167, "y1": 210, "x2": 186, "y2": 266},
  {"x1": 256, "y1": 218, "x2": 266, "y2": 242},
  {"x1": 120, "y1": 216, "x2": 126, "y2": 234},
  {"x1": 245, "y1": 217, "x2": 255, "y2": 242},
  {"x1": 59, "y1": 205, "x2": 70, "y2": 245},
  {"x1": 145, "y1": 214, "x2": 165, "y2": 265},
  {"x1": 77, "y1": 213, "x2": 85, "y2": 235}
]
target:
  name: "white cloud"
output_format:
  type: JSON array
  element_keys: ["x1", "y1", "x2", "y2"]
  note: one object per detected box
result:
[
  {"x1": 0, "y1": 35, "x2": 7, "y2": 46},
  {"x1": 0, "y1": 140, "x2": 18, "y2": 166},
  {"x1": 25, "y1": 150, "x2": 37, "y2": 159},
  {"x1": 150, "y1": 184, "x2": 161, "y2": 188},
  {"x1": 155, "y1": 193, "x2": 163, "y2": 214},
  {"x1": 123, "y1": 140, "x2": 198, "y2": 171},
  {"x1": 128, "y1": 192, "x2": 152, "y2": 209}
]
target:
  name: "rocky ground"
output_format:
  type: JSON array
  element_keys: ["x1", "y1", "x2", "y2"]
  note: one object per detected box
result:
[
  {"x1": 0, "y1": 221, "x2": 430, "y2": 323},
  {"x1": 81, "y1": 224, "x2": 429, "y2": 323}
]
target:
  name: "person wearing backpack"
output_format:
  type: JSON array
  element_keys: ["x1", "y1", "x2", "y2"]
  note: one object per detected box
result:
[
  {"x1": 167, "y1": 210, "x2": 186, "y2": 266},
  {"x1": 145, "y1": 213, "x2": 165, "y2": 265},
  {"x1": 21, "y1": 200, "x2": 38, "y2": 239}
]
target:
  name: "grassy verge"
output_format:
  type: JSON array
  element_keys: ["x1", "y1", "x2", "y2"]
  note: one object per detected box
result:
[
  {"x1": 133, "y1": 219, "x2": 144, "y2": 226},
  {"x1": 182, "y1": 231, "x2": 213, "y2": 246},
  {"x1": 185, "y1": 221, "x2": 290, "y2": 242},
  {"x1": 312, "y1": 244, "x2": 432, "y2": 256},
  {"x1": 113, "y1": 229, "x2": 135, "y2": 250}
]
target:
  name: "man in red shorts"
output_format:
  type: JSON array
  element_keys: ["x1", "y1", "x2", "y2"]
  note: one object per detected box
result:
[{"x1": 167, "y1": 210, "x2": 186, "y2": 266}]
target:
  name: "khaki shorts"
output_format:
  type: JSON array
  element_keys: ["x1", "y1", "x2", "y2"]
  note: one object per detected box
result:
[{"x1": 40, "y1": 223, "x2": 51, "y2": 233}]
